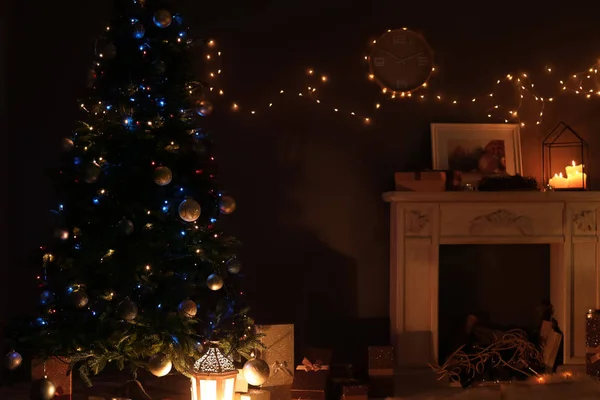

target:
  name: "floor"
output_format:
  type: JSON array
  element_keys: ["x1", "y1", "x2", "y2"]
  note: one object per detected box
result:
[{"x1": 1, "y1": 367, "x2": 599, "y2": 399}]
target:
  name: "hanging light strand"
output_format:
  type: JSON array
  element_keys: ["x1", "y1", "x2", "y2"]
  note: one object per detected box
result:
[{"x1": 201, "y1": 39, "x2": 599, "y2": 127}]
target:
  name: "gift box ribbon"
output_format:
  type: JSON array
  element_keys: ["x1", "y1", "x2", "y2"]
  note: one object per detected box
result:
[
  {"x1": 271, "y1": 360, "x2": 293, "y2": 376},
  {"x1": 586, "y1": 346, "x2": 600, "y2": 364},
  {"x1": 296, "y1": 357, "x2": 330, "y2": 371}
]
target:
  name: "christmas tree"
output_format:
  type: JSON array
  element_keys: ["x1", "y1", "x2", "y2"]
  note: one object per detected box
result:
[{"x1": 8, "y1": 0, "x2": 261, "y2": 385}]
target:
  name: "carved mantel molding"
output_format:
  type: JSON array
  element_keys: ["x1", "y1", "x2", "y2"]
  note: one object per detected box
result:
[
  {"x1": 572, "y1": 210, "x2": 596, "y2": 234},
  {"x1": 406, "y1": 210, "x2": 429, "y2": 234},
  {"x1": 469, "y1": 209, "x2": 534, "y2": 235}
]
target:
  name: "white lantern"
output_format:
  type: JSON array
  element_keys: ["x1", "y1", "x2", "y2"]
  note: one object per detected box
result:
[{"x1": 191, "y1": 345, "x2": 238, "y2": 400}]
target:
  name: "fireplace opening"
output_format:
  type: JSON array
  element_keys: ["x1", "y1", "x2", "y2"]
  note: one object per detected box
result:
[{"x1": 438, "y1": 244, "x2": 551, "y2": 363}]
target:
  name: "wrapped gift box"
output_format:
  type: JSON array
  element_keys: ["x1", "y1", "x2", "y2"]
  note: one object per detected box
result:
[
  {"x1": 394, "y1": 171, "x2": 446, "y2": 192},
  {"x1": 31, "y1": 357, "x2": 71, "y2": 400},
  {"x1": 586, "y1": 309, "x2": 600, "y2": 378},
  {"x1": 342, "y1": 384, "x2": 368, "y2": 400},
  {"x1": 368, "y1": 346, "x2": 394, "y2": 397},
  {"x1": 236, "y1": 368, "x2": 249, "y2": 393},
  {"x1": 291, "y1": 350, "x2": 332, "y2": 400},
  {"x1": 240, "y1": 389, "x2": 272, "y2": 400},
  {"x1": 255, "y1": 324, "x2": 294, "y2": 400}
]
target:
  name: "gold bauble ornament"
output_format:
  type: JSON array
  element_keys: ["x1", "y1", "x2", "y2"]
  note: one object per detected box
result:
[
  {"x1": 117, "y1": 299, "x2": 138, "y2": 321},
  {"x1": 227, "y1": 259, "x2": 242, "y2": 274},
  {"x1": 196, "y1": 100, "x2": 214, "y2": 116},
  {"x1": 30, "y1": 378, "x2": 56, "y2": 400},
  {"x1": 242, "y1": 358, "x2": 270, "y2": 386},
  {"x1": 178, "y1": 198, "x2": 201, "y2": 222},
  {"x1": 153, "y1": 166, "x2": 173, "y2": 186},
  {"x1": 219, "y1": 196, "x2": 236, "y2": 214},
  {"x1": 178, "y1": 300, "x2": 197, "y2": 318},
  {"x1": 206, "y1": 273, "x2": 224, "y2": 291},
  {"x1": 148, "y1": 353, "x2": 172, "y2": 377},
  {"x1": 153, "y1": 10, "x2": 172, "y2": 28},
  {"x1": 5, "y1": 351, "x2": 22, "y2": 370},
  {"x1": 84, "y1": 162, "x2": 101, "y2": 183},
  {"x1": 71, "y1": 291, "x2": 89, "y2": 308},
  {"x1": 61, "y1": 138, "x2": 74, "y2": 151}
]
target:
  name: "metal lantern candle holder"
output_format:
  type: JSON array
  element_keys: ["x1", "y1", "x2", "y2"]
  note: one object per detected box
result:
[
  {"x1": 191, "y1": 345, "x2": 238, "y2": 400},
  {"x1": 542, "y1": 122, "x2": 589, "y2": 191}
]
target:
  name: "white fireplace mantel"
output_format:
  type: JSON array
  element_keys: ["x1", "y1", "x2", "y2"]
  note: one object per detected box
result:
[{"x1": 383, "y1": 191, "x2": 600, "y2": 367}]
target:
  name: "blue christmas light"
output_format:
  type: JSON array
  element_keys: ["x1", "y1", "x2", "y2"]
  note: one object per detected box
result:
[
  {"x1": 74, "y1": 157, "x2": 81, "y2": 165},
  {"x1": 179, "y1": 187, "x2": 184, "y2": 192},
  {"x1": 106, "y1": 104, "x2": 112, "y2": 110},
  {"x1": 180, "y1": 231, "x2": 186, "y2": 236},
  {"x1": 157, "y1": 303, "x2": 162, "y2": 308},
  {"x1": 129, "y1": 97, "x2": 135, "y2": 102},
  {"x1": 137, "y1": 284, "x2": 142, "y2": 289},
  {"x1": 66, "y1": 286, "x2": 75, "y2": 294},
  {"x1": 157, "y1": 98, "x2": 166, "y2": 107},
  {"x1": 178, "y1": 32, "x2": 186, "y2": 38},
  {"x1": 35, "y1": 318, "x2": 48, "y2": 327},
  {"x1": 210, "y1": 218, "x2": 217, "y2": 223},
  {"x1": 92, "y1": 311, "x2": 97, "y2": 316},
  {"x1": 74, "y1": 244, "x2": 81, "y2": 250},
  {"x1": 93, "y1": 198, "x2": 100, "y2": 204},
  {"x1": 59, "y1": 204, "x2": 64, "y2": 211}
]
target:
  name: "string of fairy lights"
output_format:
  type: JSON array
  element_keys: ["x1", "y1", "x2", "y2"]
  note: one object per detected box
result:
[{"x1": 200, "y1": 38, "x2": 600, "y2": 127}]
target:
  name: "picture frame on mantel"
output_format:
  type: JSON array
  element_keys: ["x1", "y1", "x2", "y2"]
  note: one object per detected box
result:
[{"x1": 431, "y1": 123, "x2": 523, "y2": 184}]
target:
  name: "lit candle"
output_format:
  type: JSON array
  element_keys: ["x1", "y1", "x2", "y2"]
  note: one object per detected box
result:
[
  {"x1": 567, "y1": 170, "x2": 587, "y2": 188},
  {"x1": 565, "y1": 160, "x2": 584, "y2": 177},
  {"x1": 548, "y1": 173, "x2": 569, "y2": 189}
]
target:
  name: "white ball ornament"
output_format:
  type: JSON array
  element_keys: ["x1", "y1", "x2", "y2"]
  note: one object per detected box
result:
[
  {"x1": 5, "y1": 351, "x2": 23, "y2": 370},
  {"x1": 219, "y1": 196, "x2": 236, "y2": 215},
  {"x1": 242, "y1": 358, "x2": 270, "y2": 386},
  {"x1": 178, "y1": 300, "x2": 197, "y2": 317},
  {"x1": 153, "y1": 166, "x2": 173, "y2": 186},
  {"x1": 148, "y1": 353, "x2": 172, "y2": 377},
  {"x1": 153, "y1": 10, "x2": 172, "y2": 28},
  {"x1": 196, "y1": 100, "x2": 214, "y2": 116},
  {"x1": 84, "y1": 162, "x2": 101, "y2": 183},
  {"x1": 206, "y1": 273, "x2": 224, "y2": 291},
  {"x1": 178, "y1": 198, "x2": 201, "y2": 222}
]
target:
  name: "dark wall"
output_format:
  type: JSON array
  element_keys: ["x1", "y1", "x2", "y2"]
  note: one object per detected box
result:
[{"x1": 7, "y1": 0, "x2": 600, "y2": 364}]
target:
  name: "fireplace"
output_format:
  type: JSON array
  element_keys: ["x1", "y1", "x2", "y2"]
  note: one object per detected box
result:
[
  {"x1": 383, "y1": 191, "x2": 600, "y2": 368},
  {"x1": 438, "y1": 244, "x2": 550, "y2": 362}
]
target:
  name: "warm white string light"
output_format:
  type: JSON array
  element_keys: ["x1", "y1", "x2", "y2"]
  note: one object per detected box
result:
[{"x1": 202, "y1": 39, "x2": 600, "y2": 127}]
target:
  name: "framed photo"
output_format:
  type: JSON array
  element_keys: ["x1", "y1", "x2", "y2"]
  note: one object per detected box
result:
[{"x1": 430, "y1": 123, "x2": 522, "y2": 179}]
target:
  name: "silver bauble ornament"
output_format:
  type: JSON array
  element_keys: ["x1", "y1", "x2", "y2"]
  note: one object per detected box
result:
[
  {"x1": 178, "y1": 198, "x2": 201, "y2": 222},
  {"x1": 102, "y1": 43, "x2": 117, "y2": 60},
  {"x1": 40, "y1": 291, "x2": 54, "y2": 305},
  {"x1": 71, "y1": 291, "x2": 89, "y2": 308},
  {"x1": 117, "y1": 299, "x2": 138, "y2": 321},
  {"x1": 155, "y1": 61, "x2": 166, "y2": 74},
  {"x1": 84, "y1": 162, "x2": 101, "y2": 183},
  {"x1": 133, "y1": 22, "x2": 145, "y2": 39},
  {"x1": 206, "y1": 273, "x2": 224, "y2": 291},
  {"x1": 61, "y1": 138, "x2": 74, "y2": 151},
  {"x1": 30, "y1": 378, "x2": 56, "y2": 400},
  {"x1": 196, "y1": 100, "x2": 214, "y2": 116},
  {"x1": 219, "y1": 196, "x2": 236, "y2": 215},
  {"x1": 148, "y1": 353, "x2": 172, "y2": 377},
  {"x1": 119, "y1": 219, "x2": 134, "y2": 235},
  {"x1": 153, "y1": 166, "x2": 172, "y2": 186},
  {"x1": 178, "y1": 300, "x2": 197, "y2": 318},
  {"x1": 242, "y1": 358, "x2": 270, "y2": 386},
  {"x1": 5, "y1": 351, "x2": 23, "y2": 370},
  {"x1": 153, "y1": 10, "x2": 172, "y2": 28},
  {"x1": 227, "y1": 259, "x2": 242, "y2": 274}
]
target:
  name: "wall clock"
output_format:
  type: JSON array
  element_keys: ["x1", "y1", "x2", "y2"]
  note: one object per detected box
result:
[{"x1": 368, "y1": 29, "x2": 434, "y2": 93}]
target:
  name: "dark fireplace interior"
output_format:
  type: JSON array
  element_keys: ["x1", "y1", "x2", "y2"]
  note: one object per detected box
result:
[{"x1": 438, "y1": 244, "x2": 551, "y2": 363}]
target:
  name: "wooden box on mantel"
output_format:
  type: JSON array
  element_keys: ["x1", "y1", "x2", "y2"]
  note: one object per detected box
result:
[{"x1": 394, "y1": 171, "x2": 446, "y2": 192}]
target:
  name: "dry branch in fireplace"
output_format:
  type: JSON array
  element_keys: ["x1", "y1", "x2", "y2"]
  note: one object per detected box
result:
[{"x1": 430, "y1": 326, "x2": 545, "y2": 387}]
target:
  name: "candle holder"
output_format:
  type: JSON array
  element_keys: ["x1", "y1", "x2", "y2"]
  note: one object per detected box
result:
[{"x1": 542, "y1": 122, "x2": 589, "y2": 191}]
